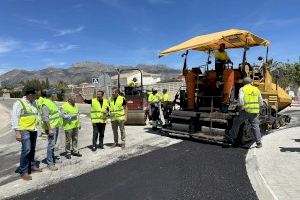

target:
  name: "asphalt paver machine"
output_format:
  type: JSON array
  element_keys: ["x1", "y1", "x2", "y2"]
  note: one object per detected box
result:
[
  {"x1": 159, "y1": 29, "x2": 292, "y2": 145},
  {"x1": 117, "y1": 68, "x2": 148, "y2": 125}
]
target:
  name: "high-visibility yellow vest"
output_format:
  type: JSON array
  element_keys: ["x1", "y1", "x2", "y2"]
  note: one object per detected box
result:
[
  {"x1": 17, "y1": 99, "x2": 38, "y2": 131},
  {"x1": 91, "y1": 98, "x2": 109, "y2": 123},
  {"x1": 42, "y1": 98, "x2": 62, "y2": 129},
  {"x1": 109, "y1": 96, "x2": 125, "y2": 121},
  {"x1": 37, "y1": 96, "x2": 45, "y2": 111},
  {"x1": 61, "y1": 102, "x2": 80, "y2": 130},
  {"x1": 242, "y1": 84, "x2": 261, "y2": 114},
  {"x1": 162, "y1": 93, "x2": 170, "y2": 102},
  {"x1": 214, "y1": 51, "x2": 229, "y2": 60},
  {"x1": 148, "y1": 93, "x2": 160, "y2": 103},
  {"x1": 128, "y1": 81, "x2": 138, "y2": 87}
]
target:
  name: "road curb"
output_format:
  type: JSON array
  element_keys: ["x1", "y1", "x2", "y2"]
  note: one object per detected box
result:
[{"x1": 246, "y1": 146, "x2": 278, "y2": 200}]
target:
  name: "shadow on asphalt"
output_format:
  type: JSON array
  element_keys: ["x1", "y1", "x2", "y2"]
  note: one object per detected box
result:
[{"x1": 279, "y1": 147, "x2": 300, "y2": 153}]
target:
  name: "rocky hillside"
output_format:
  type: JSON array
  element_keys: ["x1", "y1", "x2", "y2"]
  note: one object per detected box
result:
[{"x1": 0, "y1": 62, "x2": 181, "y2": 88}]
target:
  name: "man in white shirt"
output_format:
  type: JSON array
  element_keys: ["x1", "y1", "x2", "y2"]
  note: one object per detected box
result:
[{"x1": 11, "y1": 87, "x2": 43, "y2": 181}]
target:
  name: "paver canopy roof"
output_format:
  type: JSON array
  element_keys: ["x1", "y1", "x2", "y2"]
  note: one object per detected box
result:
[{"x1": 159, "y1": 29, "x2": 269, "y2": 57}]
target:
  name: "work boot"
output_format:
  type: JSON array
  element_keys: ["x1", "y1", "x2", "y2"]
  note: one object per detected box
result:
[
  {"x1": 65, "y1": 154, "x2": 71, "y2": 159},
  {"x1": 121, "y1": 142, "x2": 125, "y2": 150},
  {"x1": 21, "y1": 173, "x2": 32, "y2": 181},
  {"x1": 256, "y1": 142, "x2": 262, "y2": 148},
  {"x1": 72, "y1": 152, "x2": 82, "y2": 157},
  {"x1": 31, "y1": 166, "x2": 43, "y2": 172},
  {"x1": 111, "y1": 143, "x2": 118, "y2": 148},
  {"x1": 48, "y1": 165, "x2": 58, "y2": 171},
  {"x1": 92, "y1": 146, "x2": 97, "y2": 151}
]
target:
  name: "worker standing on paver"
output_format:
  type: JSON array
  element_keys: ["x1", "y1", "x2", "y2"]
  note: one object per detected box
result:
[
  {"x1": 61, "y1": 94, "x2": 82, "y2": 159},
  {"x1": 128, "y1": 77, "x2": 138, "y2": 87},
  {"x1": 109, "y1": 87, "x2": 127, "y2": 149},
  {"x1": 11, "y1": 87, "x2": 43, "y2": 181},
  {"x1": 148, "y1": 88, "x2": 161, "y2": 130},
  {"x1": 227, "y1": 77, "x2": 263, "y2": 148},
  {"x1": 214, "y1": 43, "x2": 231, "y2": 78},
  {"x1": 41, "y1": 89, "x2": 62, "y2": 171},
  {"x1": 78, "y1": 90, "x2": 109, "y2": 151}
]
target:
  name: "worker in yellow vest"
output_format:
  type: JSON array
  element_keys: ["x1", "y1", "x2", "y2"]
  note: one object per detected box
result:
[
  {"x1": 148, "y1": 88, "x2": 161, "y2": 130},
  {"x1": 37, "y1": 89, "x2": 47, "y2": 136},
  {"x1": 214, "y1": 43, "x2": 231, "y2": 78},
  {"x1": 11, "y1": 87, "x2": 43, "y2": 181},
  {"x1": 37, "y1": 89, "x2": 47, "y2": 111},
  {"x1": 61, "y1": 94, "x2": 81, "y2": 159},
  {"x1": 162, "y1": 89, "x2": 170, "y2": 103},
  {"x1": 161, "y1": 89, "x2": 171, "y2": 125},
  {"x1": 41, "y1": 89, "x2": 63, "y2": 171},
  {"x1": 128, "y1": 77, "x2": 138, "y2": 87},
  {"x1": 227, "y1": 77, "x2": 263, "y2": 148},
  {"x1": 109, "y1": 87, "x2": 127, "y2": 149},
  {"x1": 78, "y1": 90, "x2": 109, "y2": 151}
]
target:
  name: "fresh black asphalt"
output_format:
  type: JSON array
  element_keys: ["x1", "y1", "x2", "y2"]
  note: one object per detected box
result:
[{"x1": 11, "y1": 140, "x2": 258, "y2": 200}]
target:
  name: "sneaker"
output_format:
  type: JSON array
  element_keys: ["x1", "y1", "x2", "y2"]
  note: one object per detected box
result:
[
  {"x1": 72, "y1": 152, "x2": 82, "y2": 157},
  {"x1": 65, "y1": 154, "x2": 71, "y2": 159},
  {"x1": 256, "y1": 143, "x2": 262, "y2": 148},
  {"x1": 21, "y1": 173, "x2": 32, "y2": 181},
  {"x1": 48, "y1": 165, "x2": 58, "y2": 171}
]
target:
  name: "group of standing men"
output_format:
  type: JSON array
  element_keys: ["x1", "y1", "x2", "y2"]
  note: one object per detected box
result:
[{"x1": 11, "y1": 86, "x2": 127, "y2": 181}]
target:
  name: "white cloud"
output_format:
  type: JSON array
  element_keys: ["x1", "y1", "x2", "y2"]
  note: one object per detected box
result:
[
  {"x1": 54, "y1": 26, "x2": 85, "y2": 37},
  {"x1": 29, "y1": 41, "x2": 78, "y2": 53},
  {"x1": 25, "y1": 18, "x2": 48, "y2": 25},
  {"x1": 251, "y1": 18, "x2": 300, "y2": 28},
  {"x1": 24, "y1": 17, "x2": 85, "y2": 37},
  {"x1": 46, "y1": 61, "x2": 67, "y2": 66},
  {"x1": 0, "y1": 39, "x2": 20, "y2": 53},
  {"x1": 18, "y1": 41, "x2": 79, "y2": 53}
]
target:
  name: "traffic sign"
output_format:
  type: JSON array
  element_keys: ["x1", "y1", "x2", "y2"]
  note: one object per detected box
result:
[{"x1": 92, "y1": 78, "x2": 99, "y2": 84}]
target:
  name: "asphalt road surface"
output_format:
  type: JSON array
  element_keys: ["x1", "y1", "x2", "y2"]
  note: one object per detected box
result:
[
  {"x1": 11, "y1": 140, "x2": 257, "y2": 200},
  {"x1": 5, "y1": 102, "x2": 300, "y2": 200}
]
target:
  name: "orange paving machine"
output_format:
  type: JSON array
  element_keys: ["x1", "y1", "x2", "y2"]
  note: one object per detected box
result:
[{"x1": 159, "y1": 29, "x2": 292, "y2": 145}]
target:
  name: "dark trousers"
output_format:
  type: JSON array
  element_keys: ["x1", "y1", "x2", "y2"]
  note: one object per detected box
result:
[
  {"x1": 215, "y1": 60, "x2": 225, "y2": 79},
  {"x1": 92, "y1": 123, "x2": 106, "y2": 147},
  {"x1": 20, "y1": 131, "x2": 37, "y2": 174}
]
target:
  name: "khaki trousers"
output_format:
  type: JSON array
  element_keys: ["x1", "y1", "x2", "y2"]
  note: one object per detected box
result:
[
  {"x1": 65, "y1": 128, "x2": 79, "y2": 154},
  {"x1": 111, "y1": 120, "x2": 125, "y2": 144}
]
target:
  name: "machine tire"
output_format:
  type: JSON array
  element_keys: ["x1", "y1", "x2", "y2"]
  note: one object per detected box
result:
[
  {"x1": 272, "y1": 119, "x2": 281, "y2": 129},
  {"x1": 237, "y1": 120, "x2": 253, "y2": 145},
  {"x1": 279, "y1": 116, "x2": 286, "y2": 127}
]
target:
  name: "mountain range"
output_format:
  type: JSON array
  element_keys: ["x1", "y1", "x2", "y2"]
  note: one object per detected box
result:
[{"x1": 0, "y1": 62, "x2": 181, "y2": 88}]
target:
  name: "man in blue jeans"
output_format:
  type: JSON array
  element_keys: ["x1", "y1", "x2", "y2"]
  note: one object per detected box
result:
[
  {"x1": 41, "y1": 89, "x2": 62, "y2": 171},
  {"x1": 11, "y1": 87, "x2": 43, "y2": 181}
]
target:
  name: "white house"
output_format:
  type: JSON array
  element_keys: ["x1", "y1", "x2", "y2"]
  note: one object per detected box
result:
[{"x1": 111, "y1": 71, "x2": 161, "y2": 86}]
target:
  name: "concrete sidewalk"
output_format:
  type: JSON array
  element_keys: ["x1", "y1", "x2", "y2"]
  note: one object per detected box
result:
[{"x1": 246, "y1": 126, "x2": 300, "y2": 200}]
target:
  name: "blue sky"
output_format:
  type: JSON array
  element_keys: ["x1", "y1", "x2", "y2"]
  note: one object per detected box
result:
[{"x1": 0, "y1": 0, "x2": 300, "y2": 74}]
